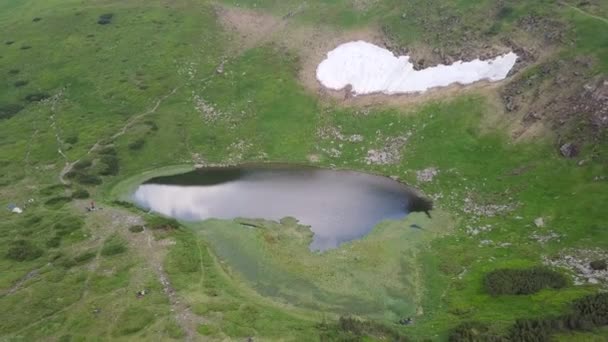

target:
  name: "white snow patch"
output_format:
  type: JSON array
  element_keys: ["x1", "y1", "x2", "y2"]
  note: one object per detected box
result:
[{"x1": 316, "y1": 41, "x2": 518, "y2": 95}]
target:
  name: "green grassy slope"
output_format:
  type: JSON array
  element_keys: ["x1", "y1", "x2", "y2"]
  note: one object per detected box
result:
[{"x1": 0, "y1": 0, "x2": 607, "y2": 340}]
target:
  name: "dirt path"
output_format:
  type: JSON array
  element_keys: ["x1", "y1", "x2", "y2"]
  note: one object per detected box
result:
[
  {"x1": 101, "y1": 207, "x2": 203, "y2": 340},
  {"x1": 59, "y1": 86, "x2": 180, "y2": 184},
  {"x1": 1, "y1": 268, "x2": 40, "y2": 296},
  {"x1": 562, "y1": 2, "x2": 608, "y2": 24},
  {"x1": 139, "y1": 226, "x2": 205, "y2": 341}
]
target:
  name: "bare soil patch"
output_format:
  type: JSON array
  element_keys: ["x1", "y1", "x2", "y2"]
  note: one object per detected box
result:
[{"x1": 215, "y1": 5, "x2": 288, "y2": 52}]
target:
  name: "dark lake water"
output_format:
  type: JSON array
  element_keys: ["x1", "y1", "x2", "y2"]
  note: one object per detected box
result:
[{"x1": 132, "y1": 165, "x2": 428, "y2": 251}]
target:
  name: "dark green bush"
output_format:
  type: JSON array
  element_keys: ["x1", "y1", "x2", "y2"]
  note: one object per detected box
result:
[
  {"x1": 496, "y1": 5, "x2": 514, "y2": 20},
  {"x1": 112, "y1": 200, "x2": 137, "y2": 209},
  {"x1": 73, "y1": 160, "x2": 92, "y2": 170},
  {"x1": 129, "y1": 225, "x2": 144, "y2": 233},
  {"x1": 70, "y1": 171, "x2": 102, "y2": 185},
  {"x1": 448, "y1": 322, "x2": 505, "y2": 342},
  {"x1": 25, "y1": 92, "x2": 49, "y2": 102},
  {"x1": 6, "y1": 240, "x2": 43, "y2": 261},
  {"x1": 128, "y1": 138, "x2": 145, "y2": 150},
  {"x1": 98, "y1": 13, "x2": 114, "y2": 25},
  {"x1": 0, "y1": 104, "x2": 24, "y2": 119},
  {"x1": 144, "y1": 120, "x2": 158, "y2": 131},
  {"x1": 565, "y1": 293, "x2": 608, "y2": 330},
  {"x1": 98, "y1": 154, "x2": 119, "y2": 176},
  {"x1": 53, "y1": 219, "x2": 84, "y2": 237},
  {"x1": 46, "y1": 235, "x2": 62, "y2": 248},
  {"x1": 64, "y1": 134, "x2": 79, "y2": 145},
  {"x1": 146, "y1": 216, "x2": 180, "y2": 230},
  {"x1": 101, "y1": 234, "x2": 127, "y2": 256},
  {"x1": 14, "y1": 80, "x2": 28, "y2": 87},
  {"x1": 44, "y1": 196, "x2": 72, "y2": 208},
  {"x1": 98, "y1": 146, "x2": 117, "y2": 155},
  {"x1": 508, "y1": 318, "x2": 556, "y2": 342},
  {"x1": 8, "y1": 68, "x2": 19, "y2": 74},
  {"x1": 318, "y1": 316, "x2": 409, "y2": 341},
  {"x1": 74, "y1": 250, "x2": 96, "y2": 264},
  {"x1": 484, "y1": 267, "x2": 567, "y2": 296},
  {"x1": 39, "y1": 183, "x2": 69, "y2": 196},
  {"x1": 71, "y1": 188, "x2": 90, "y2": 199}
]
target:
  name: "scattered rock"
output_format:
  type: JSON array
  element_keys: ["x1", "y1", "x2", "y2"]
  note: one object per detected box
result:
[
  {"x1": 416, "y1": 167, "x2": 438, "y2": 182},
  {"x1": 465, "y1": 224, "x2": 493, "y2": 236},
  {"x1": 544, "y1": 249, "x2": 608, "y2": 287},
  {"x1": 365, "y1": 134, "x2": 410, "y2": 165},
  {"x1": 559, "y1": 142, "x2": 578, "y2": 158},
  {"x1": 317, "y1": 125, "x2": 363, "y2": 143},
  {"x1": 193, "y1": 94, "x2": 223, "y2": 122},
  {"x1": 462, "y1": 197, "x2": 516, "y2": 217},
  {"x1": 534, "y1": 217, "x2": 545, "y2": 227},
  {"x1": 25, "y1": 92, "x2": 50, "y2": 102},
  {"x1": 530, "y1": 230, "x2": 560, "y2": 244},
  {"x1": 590, "y1": 260, "x2": 607, "y2": 271}
]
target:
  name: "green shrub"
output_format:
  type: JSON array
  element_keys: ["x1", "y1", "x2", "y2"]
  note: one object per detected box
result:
[
  {"x1": 71, "y1": 188, "x2": 90, "y2": 199},
  {"x1": 449, "y1": 322, "x2": 504, "y2": 342},
  {"x1": 565, "y1": 293, "x2": 608, "y2": 330},
  {"x1": 144, "y1": 120, "x2": 158, "y2": 131},
  {"x1": 112, "y1": 200, "x2": 137, "y2": 209},
  {"x1": 74, "y1": 250, "x2": 96, "y2": 264},
  {"x1": 508, "y1": 318, "x2": 556, "y2": 341},
  {"x1": 0, "y1": 104, "x2": 24, "y2": 120},
  {"x1": 98, "y1": 13, "x2": 114, "y2": 25},
  {"x1": 484, "y1": 267, "x2": 567, "y2": 296},
  {"x1": 39, "y1": 183, "x2": 69, "y2": 196},
  {"x1": 128, "y1": 225, "x2": 144, "y2": 233},
  {"x1": 128, "y1": 138, "x2": 145, "y2": 150},
  {"x1": 98, "y1": 155, "x2": 119, "y2": 176},
  {"x1": 14, "y1": 80, "x2": 28, "y2": 87},
  {"x1": 6, "y1": 240, "x2": 43, "y2": 261},
  {"x1": 318, "y1": 316, "x2": 409, "y2": 341},
  {"x1": 98, "y1": 146, "x2": 117, "y2": 155},
  {"x1": 113, "y1": 307, "x2": 155, "y2": 336},
  {"x1": 44, "y1": 196, "x2": 72, "y2": 208},
  {"x1": 101, "y1": 234, "x2": 127, "y2": 256},
  {"x1": 146, "y1": 216, "x2": 180, "y2": 230},
  {"x1": 73, "y1": 159, "x2": 92, "y2": 170},
  {"x1": 46, "y1": 235, "x2": 62, "y2": 248},
  {"x1": 68, "y1": 171, "x2": 102, "y2": 185},
  {"x1": 24, "y1": 92, "x2": 49, "y2": 102},
  {"x1": 64, "y1": 134, "x2": 79, "y2": 144},
  {"x1": 53, "y1": 219, "x2": 84, "y2": 237}
]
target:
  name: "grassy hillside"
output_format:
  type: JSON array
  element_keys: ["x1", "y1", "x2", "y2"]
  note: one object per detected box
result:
[{"x1": 0, "y1": 0, "x2": 606, "y2": 340}]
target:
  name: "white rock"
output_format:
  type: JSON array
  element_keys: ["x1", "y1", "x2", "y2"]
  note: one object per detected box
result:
[{"x1": 534, "y1": 217, "x2": 545, "y2": 227}]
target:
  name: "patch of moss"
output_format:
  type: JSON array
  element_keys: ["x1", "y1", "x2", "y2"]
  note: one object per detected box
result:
[{"x1": 6, "y1": 239, "x2": 43, "y2": 261}]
